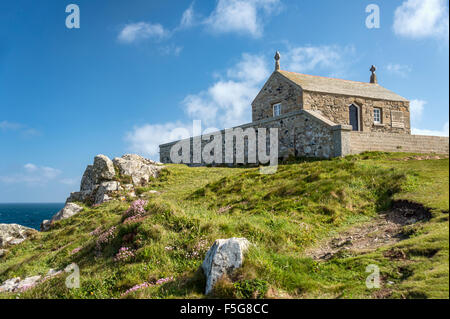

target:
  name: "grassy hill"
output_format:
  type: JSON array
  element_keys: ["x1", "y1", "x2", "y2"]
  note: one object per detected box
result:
[{"x1": 0, "y1": 152, "x2": 448, "y2": 299}]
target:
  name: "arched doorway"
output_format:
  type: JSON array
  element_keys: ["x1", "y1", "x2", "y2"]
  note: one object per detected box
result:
[{"x1": 349, "y1": 104, "x2": 360, "y2": 131}]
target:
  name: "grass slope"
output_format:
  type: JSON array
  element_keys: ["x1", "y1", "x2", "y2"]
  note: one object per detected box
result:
[{"x1": 0, "y1": 152, "x2": 448, "y2": 299}]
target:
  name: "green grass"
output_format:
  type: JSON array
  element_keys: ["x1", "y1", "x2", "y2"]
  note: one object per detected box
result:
[{"x1": 0, "y1": 152, "x2": 448, "y2": 299}]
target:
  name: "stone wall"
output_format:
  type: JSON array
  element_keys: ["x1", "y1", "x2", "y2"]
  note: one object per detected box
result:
[
  {"x1": 251, "y1": 72, "x2": 303, "y2": 122},
  {"x1": 303, "y1": 91, "x2": 411, "y2": 134},
  {"x1": 346, "y1": 132, "x2": 449, "y2": 155},
  {"x1": 159, "y1": 110, "x2": 345, "y2": 164}
]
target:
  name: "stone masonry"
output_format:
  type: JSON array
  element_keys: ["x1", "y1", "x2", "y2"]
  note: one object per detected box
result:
[
  {"x1": 160, "y1": 110, "x2": 353, "y2": 164},
  {"x1": 159, "y1": 52, "x2": 448, "y2": 164},
  {"x1": 252, "y1": 68, "x2": 411, "y2": 134}
]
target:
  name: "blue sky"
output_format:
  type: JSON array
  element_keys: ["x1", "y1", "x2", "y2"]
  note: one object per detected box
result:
[{"x1": 0, "y1": 0, "x2": 449, "y2": 202}]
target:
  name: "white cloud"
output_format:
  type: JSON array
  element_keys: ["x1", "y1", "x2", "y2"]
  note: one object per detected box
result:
[
  {"x1": 24, "y1": 163, "x2": 38, "y2": 172},
  {"x1": 125, "y1": 53, "x2": 270, "y2": 159},
  {"x1": 182, "y1": 53, "x2": 269, "y2": 128},
  {"x1": 410, "y1": 99, "x2": 449, "y2": 136},
  {"x1": 0, "y1": 164, "x2": 62, "y2": 185},
  {"x1": 118, "y1": 22, "x2": 169, "y2": 43},
  {"x1": 117, "y1": 0, "x2": 281, "y2": 52},
  {"x1": 125, "y1": 121, "x2": 194, "y2": 158},
  {"x1": 204, "y1": 0, "x2": 281, "y2": 38},
  {"x1": 393, "y1": 0, "x2": 449, "y2": 39},
  {"x1": 412, "y1": 121, "x2": 449, "y2": 136},
  {"x1": 386, "y1": 63, "x2": 412, "y2": 77},
  {"x1": 410, "y1": 99, "x2": 426, "y2": 124},
  {"x1": 282, "y1": 45, "x2": 355, "y2": 77}
]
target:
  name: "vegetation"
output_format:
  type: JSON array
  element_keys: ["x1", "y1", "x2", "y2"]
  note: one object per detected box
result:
[{"x1": 0, "y1": 152, "x2": 448, "y2": 299}]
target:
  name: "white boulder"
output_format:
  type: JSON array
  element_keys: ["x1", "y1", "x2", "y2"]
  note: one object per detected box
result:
[
  {"x1": 0, "y1": 224, "x2": 37, "y2": 248},
  {"x1": 113, "y1": 154, "x2": 164, "y2": 186},
  {"x1": 202, "y1": 237, "x2": 250, "y2": 295},
  {"x1": 41, "y1": 203, "x2": 84, "y2": 231}
]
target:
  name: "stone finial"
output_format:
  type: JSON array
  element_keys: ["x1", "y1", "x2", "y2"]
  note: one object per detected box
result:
[
  {"x1": 274, "y1": 51, "x2": 281, "y2": 71},
  {"x1": 370, "y1": 65, "x2": 377, "y2": 84}
]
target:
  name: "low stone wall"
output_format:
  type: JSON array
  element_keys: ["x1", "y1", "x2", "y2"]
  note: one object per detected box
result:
[
  {"x1": 159, "y1": 111, "x2": 449, "y2": 164},
  {"x1": 346, "y1": 132, "x2": 449, "y2": 155},
  {"x1": 159, "y1": 110, "x2": 346, "y2": 164}
]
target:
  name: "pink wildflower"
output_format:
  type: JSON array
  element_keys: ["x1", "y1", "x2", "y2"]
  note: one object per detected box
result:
[
  {"x1": 123, "y1": 200, "x2": 148, "y2": 219},
  {"x1": 113, "y1": 246, "x2": 135, "y2": 262},
  {"x1": 96, "y1": 226, "x2": 117, "y2": 250},
  {"x1": 89, "y1": 226, "x2": 103, "y2": 236},
  {"x1": 71, "y1": 247, "x2": 82, "y2": 255}
]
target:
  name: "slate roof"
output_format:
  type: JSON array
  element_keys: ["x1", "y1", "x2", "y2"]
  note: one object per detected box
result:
[{"x1": 278, "y1": 70, "x2": 408, "y2": 102}]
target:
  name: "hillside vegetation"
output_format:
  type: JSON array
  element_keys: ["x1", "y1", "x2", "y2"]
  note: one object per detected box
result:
[{"x1": 0, "y1": 152, "x2": 448, "y2": 299}]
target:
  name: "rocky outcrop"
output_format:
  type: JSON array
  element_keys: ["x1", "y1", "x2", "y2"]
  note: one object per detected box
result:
[
  {"x1": 113, "y1": 154, "x2": 164, "y2": 186},
  {"x1": 202, "y1": 237, "x2": 250, "y2": 295},
  {"x1": 67, "y1": 154, "x2": 164, "y2": 206},
  {"x1": 0, "y1": 224, "x2": 37, "y2": 248},
  {"x1": 69, "y1": 154, "x2": 118, "y2": 204},
  {"x1": 40, "y1": 154, "x2": 164, "y2": 231},
  {"x1": 41, "y1": 203, "x2": 84, "y2": 231}
]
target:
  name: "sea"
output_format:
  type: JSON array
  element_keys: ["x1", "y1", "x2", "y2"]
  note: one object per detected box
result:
[{"x1": 0, "y1": 203, "x2": 65, "y2": 230}]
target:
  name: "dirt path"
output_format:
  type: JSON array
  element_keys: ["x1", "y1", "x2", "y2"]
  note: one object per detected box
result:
[{"x1": 306, "y1": 201, "x2": 431, "y2": 260}]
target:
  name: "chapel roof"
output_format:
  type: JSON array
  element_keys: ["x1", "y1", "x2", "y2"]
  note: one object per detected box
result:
[{"x1": 277, "y1": 70, "x2": 409, "y2": 102}]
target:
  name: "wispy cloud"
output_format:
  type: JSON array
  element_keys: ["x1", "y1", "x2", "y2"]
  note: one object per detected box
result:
[
  {"x1": 179, "y1": 2, "x2": 196, "y2": 29},
  {"x1": 282, "y1": 45, "x2": 356, "y2": 77},
  {"x1": 412, "y1": 121, "x2": 449, "y2": 136},
  {"x1": 0, "y1": 121, "x2": 23, "y2": 130},
  {"x1": 0, "y1": 163, "x2": 62, "y2": 185},
  {"x1": 385, "y1": 63, "x2": 412, "y2": 77},
  {"x1": 410, "y1": 99, "x2": 449, "y2": 137},
  {"x1": 158, "y1": 44, "x2": 183, "y2": 56},
  {"x1": 393, "y1": 0, "x2": 449, "y2": 39},
  {"x1": 410, "y1": 99, "x2": 426, "y2": 125},
  {"x1": 60, "y1": 178, "x2": 79, "y2": 186},
  {"x1": 118, "y1": 22, "x2": 170, "y2": 44},
  {"x1": 0, "y1": 120, "x2": 40, "y2": 137}
]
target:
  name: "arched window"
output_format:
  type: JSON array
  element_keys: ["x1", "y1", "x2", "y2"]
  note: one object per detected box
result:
[{"x1": 349, "y1": 104, "x2": 360, "y2": 131}]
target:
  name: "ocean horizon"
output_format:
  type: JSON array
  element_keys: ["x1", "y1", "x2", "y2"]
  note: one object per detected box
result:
[{"x1": 0, "y1": 203, "x2": 65, "y2": 230}]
